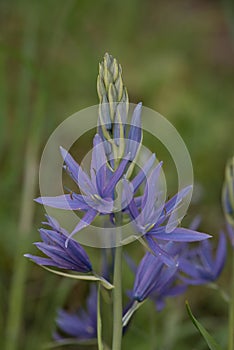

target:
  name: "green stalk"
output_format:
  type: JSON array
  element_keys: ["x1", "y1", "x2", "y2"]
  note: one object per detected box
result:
[
  {"x1": 97, "y1": 53, "x2": 126, "y2": 350},
  {"x1": 228, "y1": 252, "x2": 234, "y2": 350},
  {"x1": 97, "y1": 283, "x2": 104, "y2": 350},
  {"x1": 112, "y1": 244, "x2": 123, "y2": 350}
]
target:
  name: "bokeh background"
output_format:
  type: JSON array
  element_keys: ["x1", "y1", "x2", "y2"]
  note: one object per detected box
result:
[{"x1": 0, "y1": 0, "x2": 234, "y2": 349}]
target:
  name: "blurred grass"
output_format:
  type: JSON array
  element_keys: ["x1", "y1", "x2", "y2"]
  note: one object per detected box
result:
[{"x1": 0, "y1": 0, "x2": 233, "y2": 349}]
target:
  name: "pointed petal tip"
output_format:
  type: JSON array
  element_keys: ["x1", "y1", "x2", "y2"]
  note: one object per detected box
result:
[
  {"x1": 65, "y1": 237, "x2": 70, "y2": 249},
  {"x1": 93, "y1": 133, "x2": 102, "y2": 142},
  {"x1": 136, "y1": 102, "x2": 142, "y2": 109},
  {"x1": 59, "y1": 146, "x2": 68, "y2": 160},
  {"x1": 64, "y1": 230, "x2": 78, "y2": 248},
  {"x1": 44, "y1": 213, "x2": 50, "y2": 221},
  {"x1": 132, "y1": 103, "x2": 142, "y2": 123},
  {"x1": 191, "y1": 232, "x2": 212, "y2": 241},
  {"x1": 125, "y1": 152, "x2": 132, "y2": 160},
  {"x1": 34, "y1": 197, "x2": 42, "y2": 203},
  {"x1": 185, "y1": 185, "x2": 193, "y2": 194}
]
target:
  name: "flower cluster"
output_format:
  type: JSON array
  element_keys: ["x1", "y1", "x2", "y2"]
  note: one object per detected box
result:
[
  {"x1": 179, "y1": 233, "x2": 226, "y2": 285},
  {"x1": 25, "y1": 53, "x2": 230, "y2": 347},
  {"x1": 24, "y1": 215, "x2": 92, "y2": 273}
]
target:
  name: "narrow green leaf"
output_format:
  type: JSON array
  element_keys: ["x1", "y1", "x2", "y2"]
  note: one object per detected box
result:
[
  {"x1": 122, "y1": 300, "x2": 146, "y2": 327},
  {"x1": 186, "y1": 301, "x2": 223, "y2": 350},
  {"x1": 41, "y1": 266, "x2": 114, "y2": 290}
]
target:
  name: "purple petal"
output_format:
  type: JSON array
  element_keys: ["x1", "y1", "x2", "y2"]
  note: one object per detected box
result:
[
  {"x1": 35, "y1": 194, "x2": 89, "y2": 211},
  {"x1": 125, "y1": 103, "x2": 142, "y2": 160},
  {"x1": 57, "y1": 310, "x2": 95, "y2": 338},
  {"x1": 24, "y1": 254, "x2": 59, "y2": 267},
  {"x1": 66, "y1": 209, "x2": 98, "y2": 247},
  {"x1": 60, "y1": 147, "x2": 97, "y2": 196},
  {"x1": 91, "y1": 134, "x2": 107, "y2": 195},
  {"x1": 65, "y1": 240, "x2": 92, "y2": 271},
  {"x1": 60, "y1": 146, "x2": 80, "y2": 184},
  {"x1": 122, "y1": 179, "x2": 139, "y2": 219},
  {"x1": 163, "y1": 284, "x2": 187, "y2": 298},
  {"x1": 141, "y1": 162, "x2": 163, "y2": 223},
  {"x1": 38, "y1": 228, "x2": 92, "y2": 271},
  {"x1": 34, "y1": 243, "x2": 77, "y2": 268},
  {"x1": 131, "y1": 153, "x2": 156, "y2": 193},
  {"x1": 103, "y1": 155, "x2": 130, "y2": 197},
  {"x1": 214, "y1": 233, "x2": 226, "y2": 277},
  {"x1": 43, "y1": 215, "x2": 61, "y2": 231},
  {"x1": 200, "y1": 239, "x2": 213, "y2": 269},
  {"x1": 179, "y1": 259, "x2": 200, "y2": 279},
  {"x1": 146, "y1": 235, "x2": 176, "y2": 267},
  {"x1": 133, "y1": 252, "x2": 164, "y2": 301},
  {"x1": 149, "y1": 226, "x2": 211, "y2": 242},
  {"x1": 39, "y1": 228, "x2": 65, "y2": 245},
  {"x1": 180, "y1": 277, "x2": 208, "y2": 286},
  {"x1": 157, "y1": 186, "x2": 192, "y2": 227},
  {"x1": 155, "y1": 263, "x2": 178, "y2": 292},
  {"x1": 81, "y1": 196, "x2": 113, "y2": 214}
]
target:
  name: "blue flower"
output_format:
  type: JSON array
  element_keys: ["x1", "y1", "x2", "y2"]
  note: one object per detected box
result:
[
  {"x1": 124, "y1": 103, "x2": 142, "y2": 160},
  {"x1": 123, "y1": 166, "x2": 211, "y2": 265},
  {"x1": 179, "y1": 232, "x2": 226, "y2": 285},
  {"x1": 150, "y1": 246, "x2": 187, "y2": 309},
  {"x1": 132, "y1": 250, "x2": 178, "y2": 303},
  {"x1": 54, "y1": 284, "x2": 97, "y2": 341},
  {"x1": 24, "y1": 215, "x2": 92, "y2": 273},
  {"x1": 35, "y1": 134, "x2": 131, "y2": 244},
  {"x1": 122, "y1": 245, "x2": 186, "y2": 327}
]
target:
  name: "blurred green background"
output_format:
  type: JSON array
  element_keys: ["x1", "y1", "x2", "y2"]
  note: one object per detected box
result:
[{"x1": 0, "y1": 0, "x2": 234, "y2": 349}]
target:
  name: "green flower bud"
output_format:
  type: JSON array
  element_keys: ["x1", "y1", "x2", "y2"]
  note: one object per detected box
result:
[{"x1": 97, "y1": 53, "x2": 129, "y2": 167}]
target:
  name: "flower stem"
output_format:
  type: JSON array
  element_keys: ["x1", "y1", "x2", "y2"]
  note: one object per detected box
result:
[
  {"x1": 112, "y1": 244, "x2": 123, "y2": 350},
  {"x1": 97, "y1": 283, "x2": 104, "y2": 350},
  {"x1": 228, "y1": 252, "x2": 234, "y2": 350}
]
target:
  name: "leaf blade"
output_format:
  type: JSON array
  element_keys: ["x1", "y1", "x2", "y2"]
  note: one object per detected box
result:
[
  {"x1": 41, "y1": 266, "x2": 114, "y2": 290},
  {"x1": 186, "y1": 301, "x2": 223, "y2": 350}
]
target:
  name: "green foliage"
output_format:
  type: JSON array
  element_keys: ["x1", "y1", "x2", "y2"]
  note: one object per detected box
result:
[{"x1": 186, "y1": 301, "x2": 224, "y2": 350}]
